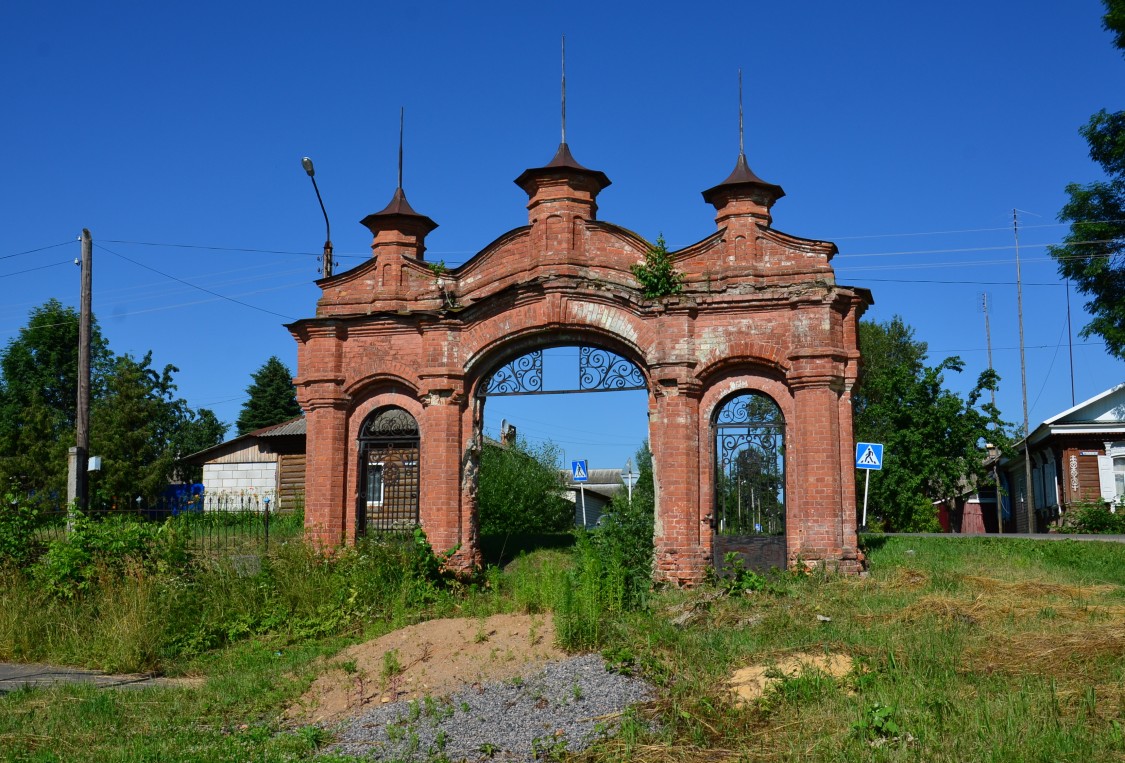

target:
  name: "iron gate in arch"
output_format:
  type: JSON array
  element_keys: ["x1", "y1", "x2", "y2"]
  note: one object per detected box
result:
[
  {"x1": 357, "y1": 406, "x2": 420, "y2": 535},
  {"x1": 713, "y1": 392, "x2": 786, "y2": 568}
]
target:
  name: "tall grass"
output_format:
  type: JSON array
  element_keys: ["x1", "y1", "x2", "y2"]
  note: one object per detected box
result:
[{"x1": 0, "y1": 533, "x2": 462, "y2": 672}]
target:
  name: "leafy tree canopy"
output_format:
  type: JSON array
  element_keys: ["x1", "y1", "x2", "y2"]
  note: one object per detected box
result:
[
  {"x1": 853, "y1": 317, "x2": 1011, "y2": 531},
  {"x1": 477, "y1": 437, "x2": 571, "y2": 536},
  {"x1": 1049, "y1": 0, "x2": 1125, "y2": 359},
  {"x1": 0, "y1": 301, "x2": 226, "y2": 505},
  {"x1": 236, "y1": 356, "x2": 301, "y2": 435}
]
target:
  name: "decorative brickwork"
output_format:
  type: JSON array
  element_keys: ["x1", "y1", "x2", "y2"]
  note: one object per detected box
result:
[{"x1": 288, "y1": 142, "x2": 871, "y2": 584}]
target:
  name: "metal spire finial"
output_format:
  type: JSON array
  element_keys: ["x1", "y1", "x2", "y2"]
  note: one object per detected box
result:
[
  {"x1": 397, "y1": 107, "x2": 404, "y2": 189},
  {"x1": 738, "y1": 68, "x2": 745, "y2": 157},
  {"x1": 561, "y1": 35, "x2": 567, "y2": 145}
]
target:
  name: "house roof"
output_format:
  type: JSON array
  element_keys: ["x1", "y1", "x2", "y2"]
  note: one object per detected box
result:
[
  {"x1": 1024, "y1": 383, "x2": 1125, "y2": 447},
  {"x1": 183, "y1": 415, "x2": 306, "y2": 465}
]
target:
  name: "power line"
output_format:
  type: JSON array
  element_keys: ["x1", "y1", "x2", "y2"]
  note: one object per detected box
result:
[
  {"x1": 95, "y1": 243, "x2": 297, "y2": 320},
  {"x1": 103, "y1": 239, "x2": 322, "y2": 257},
  {"x1": 827, "y1": 218, "x2": 1125, "y2": 241},
  {"x1": 0, "y1": 241, "x2": 73, "y2": 261},
  {"x1": 0, "y1": 260, "x2": 73, "y2": 279}
]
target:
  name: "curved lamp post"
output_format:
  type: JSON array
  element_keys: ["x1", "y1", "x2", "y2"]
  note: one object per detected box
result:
[{"x1": 301, "y1": 157, "x2": 334, "y2": 278}]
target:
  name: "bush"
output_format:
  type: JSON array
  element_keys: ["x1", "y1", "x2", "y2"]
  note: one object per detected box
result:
[
  {"x1": 31, "y1": 512, "x2": 188, "y2": 599},
  {"x1": 0, "y1": 491, "x2": 47, "y2": 569},
  {"x1": 1062, "y1": 500, "x2": 1125, "y2": 534},
  {"x1": 478, "y1": 438, "x2": 571, "y2": 536}
]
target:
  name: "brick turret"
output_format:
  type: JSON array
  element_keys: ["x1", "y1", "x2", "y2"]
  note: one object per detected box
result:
[
  {"x1": 701, "y1": 151, "x2": 784, "y2": 230},
  {"x1": 360, "y1": 186, "x2": 437, "y2": 261},
  {"x1": 514, "y1": 142, "x2": 611, "y2": 225}
]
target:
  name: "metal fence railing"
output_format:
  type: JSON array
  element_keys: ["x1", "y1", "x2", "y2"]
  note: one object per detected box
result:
[{"x1": 30, "y1": 496, "x2": 304, "y2": 558}]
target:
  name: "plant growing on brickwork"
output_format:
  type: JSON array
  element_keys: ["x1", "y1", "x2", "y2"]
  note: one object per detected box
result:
[
  {"x1": 427, "y1": 259, "x2": 448, "y2": 277},
  {"x1": 631, "y1": 234, "x2": 683, "y2": 299}
]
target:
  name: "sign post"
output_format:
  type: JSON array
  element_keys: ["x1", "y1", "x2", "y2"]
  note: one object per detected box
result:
[
  {"x1": 855, "y1": 443, "x2": 884, "y2": 530},
  {"x1": 571, "y1": 460, "x2": 589, "y2": 526}
]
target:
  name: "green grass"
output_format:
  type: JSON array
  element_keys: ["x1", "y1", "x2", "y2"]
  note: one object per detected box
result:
[{"x1": 2, "y1": 535, "x2": 1125, "y2": 761}]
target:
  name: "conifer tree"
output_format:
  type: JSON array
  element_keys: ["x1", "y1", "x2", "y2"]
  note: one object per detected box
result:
[{"x1": 236, "y1": 356, "x2": 301, "y2": 435}]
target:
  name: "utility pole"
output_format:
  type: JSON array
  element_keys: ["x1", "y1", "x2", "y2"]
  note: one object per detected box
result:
[
  {"x1": 982, "y1": 292, "x2": 1002, "y2": 533},
  {"x1": 1013, "y1": 210, "x2": 1035, "y2": 533},
  {"x1": 67, "y1": 229, "x2": 92, "y2": 524}
]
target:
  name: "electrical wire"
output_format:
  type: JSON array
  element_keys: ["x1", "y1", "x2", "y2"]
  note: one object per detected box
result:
[
  {"x1": 0, "y1": 260, "x2": 73, "y2": 279},
  {"x1": 103, "y1": 239, "x2": 322, "y2": 257},
  {"x1": 95, "y1": 243, "x2": 297, "y2": 320},
  {"x1": 0, "y1": 241, "x2": 73, "y2": 261}
]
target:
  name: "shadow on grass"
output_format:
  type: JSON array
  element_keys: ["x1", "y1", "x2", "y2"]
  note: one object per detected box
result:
[{"x1": 479, "y1": 532, "x2": 576, "y2": 567}]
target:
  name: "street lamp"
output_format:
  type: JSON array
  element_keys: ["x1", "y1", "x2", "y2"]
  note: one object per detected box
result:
[{"x1": 301, "y1": 157, "x2": 334, "y2": 278}]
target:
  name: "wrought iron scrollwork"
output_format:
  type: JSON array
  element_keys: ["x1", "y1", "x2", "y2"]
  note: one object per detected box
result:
[
  {"x1": 578, "y1": 347, "x2": 646, "y2": 391},
  {"x1": 360, "y1": 407, "x2": 419, "y2": 441},
  {"x1": 482, "y1": 350, "x2": 543, "y2": 396},
  {"x1": 479, "y1": 346, "x2": 645, "y2": 397}
]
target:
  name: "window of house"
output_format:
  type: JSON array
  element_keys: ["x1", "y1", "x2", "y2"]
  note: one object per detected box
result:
[
  {"x1": 366, "y1": 463, "x2": 383, "y2": 507},
  {"x1": 1115, "y1": 457, "x2": 1125, "y2": 501}
]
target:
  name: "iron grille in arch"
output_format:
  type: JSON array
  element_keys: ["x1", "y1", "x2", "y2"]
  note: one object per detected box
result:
[
  {"x1": 478, "y1": 346, "x2": 645, "y2": 397},
  {"x1": 714, "y1": 392, "x2": 785, "y2": 536},
  {"x1": 359, "y1": 407, "x2": 419, "y2": 535}
]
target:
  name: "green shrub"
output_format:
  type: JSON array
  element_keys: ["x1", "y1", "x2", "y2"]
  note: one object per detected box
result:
[
  {"x1": 31, "y1": 512, "x2": 187, "y2": 599},
  {"x1": 1062, "y1": 500, "x2": 1125, "y2": 534},
  {"x1": 0, "y1": 491, "x2": 47, "y2": 569}
]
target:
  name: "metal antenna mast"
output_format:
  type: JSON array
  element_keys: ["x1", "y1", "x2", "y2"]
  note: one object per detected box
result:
[
  {"x1": 1065, "y1": 277, "x2": 1076, "y2": 406},
  {"x1": 398, "y1": 107, "x2": 404, "y2": 189}
]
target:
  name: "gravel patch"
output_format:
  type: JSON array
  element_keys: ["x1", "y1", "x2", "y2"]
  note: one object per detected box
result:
[{"x1": 325, "y1": 653, "x2": 652, "y2": 761}]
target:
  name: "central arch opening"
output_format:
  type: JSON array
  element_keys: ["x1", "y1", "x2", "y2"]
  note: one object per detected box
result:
[{"x1": 473, "y1": 343, "x2": 650, "y2": 563}]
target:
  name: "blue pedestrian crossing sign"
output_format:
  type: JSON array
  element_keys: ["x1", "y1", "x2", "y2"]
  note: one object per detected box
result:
[
  {"x1": 855, "y1": 443, "x2": 884, "y2": 470},
  {"x1": 571, "y1": 460, "x2": 589, "y2": 482}
]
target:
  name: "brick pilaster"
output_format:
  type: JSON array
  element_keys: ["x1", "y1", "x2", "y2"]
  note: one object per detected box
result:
[
  {"x1": 650, "y1": 370, "x2": 707, "y2": 585},
  {"x1": 418, "y1": 383, "x2": 475, "y2": 565}
]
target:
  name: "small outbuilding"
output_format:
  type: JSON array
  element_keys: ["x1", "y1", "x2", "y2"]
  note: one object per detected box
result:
[{"x1": 183, "y1": 417, "x2": 306, "y2": 512}]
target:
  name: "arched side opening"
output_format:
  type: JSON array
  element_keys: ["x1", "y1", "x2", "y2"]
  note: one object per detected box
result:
[
  {"x1": 357, "y1": 406, "x2": 420, "y2": 536},
  {"x1": 712, "y1": 390, "x2": 786, "y2": 571}
]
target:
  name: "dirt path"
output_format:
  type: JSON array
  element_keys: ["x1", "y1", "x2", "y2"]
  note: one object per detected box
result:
[{"x1": 0, "y1": 663, "x2": 196, "y2": 695}]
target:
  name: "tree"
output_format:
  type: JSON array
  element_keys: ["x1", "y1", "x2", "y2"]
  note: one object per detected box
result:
[
  {"x1": 91, "y1": 353, "x2": 198, "y2": 503},
  {"x1": 236, "y1": 356, "x2": 301, "y2": 435},
  {"x1": 171, "y1": 409, "x2": 227, "y2": 483},
  {"x1": 0, "y1": 301, "x2": 226, "y2": 506},
  {"x1": 1049, "y1": 0, "x2": 1125, "y2": 359},
  {"x1": 477, "y1": 437, "x2": 571, "y2": 536},
  {"x1": 0, "y1": 299, "x2": 113, "y2": 501},
  {"x1": 853, "y1": 317, "x2": 1010, "y2": 531}
]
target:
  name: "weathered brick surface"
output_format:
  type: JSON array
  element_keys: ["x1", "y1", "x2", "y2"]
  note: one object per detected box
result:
[{"x1": 289, "y1": 147, "x2": 869, "y2": 584}]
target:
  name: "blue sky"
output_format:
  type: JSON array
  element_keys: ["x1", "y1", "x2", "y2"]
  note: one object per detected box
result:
[{"x1": 3, "y1": 1, "x2": 1122, "y2": 472}]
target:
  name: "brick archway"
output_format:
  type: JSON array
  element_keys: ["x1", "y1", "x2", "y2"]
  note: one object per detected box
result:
[{"x1": 289, "y1": 141, "x2": 871, "y2": 583}]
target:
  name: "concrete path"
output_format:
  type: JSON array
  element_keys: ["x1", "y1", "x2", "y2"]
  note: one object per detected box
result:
[{"x1": 0, "y1": 662, "x2": 187, "y2": 695}]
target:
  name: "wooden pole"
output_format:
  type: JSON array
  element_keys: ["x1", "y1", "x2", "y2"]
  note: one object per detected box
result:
[{"x1": 74, "y1": 229, "x2": 92, "y2": 517}]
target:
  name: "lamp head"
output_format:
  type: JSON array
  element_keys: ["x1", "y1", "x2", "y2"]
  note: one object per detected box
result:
[{"x1": 301, "y1": 157, "x2": 315, "y2": 177}]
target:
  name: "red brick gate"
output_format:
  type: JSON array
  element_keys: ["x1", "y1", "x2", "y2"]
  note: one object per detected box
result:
[{"x1": 288, "y1": 141, "x2": 870, "y2": 584}]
